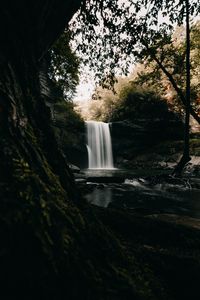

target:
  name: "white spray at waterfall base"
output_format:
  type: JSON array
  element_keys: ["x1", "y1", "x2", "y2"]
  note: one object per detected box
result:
[{"x1": 86, "y1": 121, "x2": 114, "y2": 169}]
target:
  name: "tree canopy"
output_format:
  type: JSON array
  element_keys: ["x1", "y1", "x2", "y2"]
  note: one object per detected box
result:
[
  {"x1": 48, "y1": 30, "x2": 80, "y2": 100},
  {"x1": 133, "y1": 22, "x2": 200, "y2": 116},
  {"x1": 71, "y1": 0, "x2": 200, "y2": 83}
]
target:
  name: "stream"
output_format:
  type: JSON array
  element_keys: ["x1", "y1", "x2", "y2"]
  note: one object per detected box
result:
[{"x1": 81, "y1": 169, "x2": 200, "y2": 219}]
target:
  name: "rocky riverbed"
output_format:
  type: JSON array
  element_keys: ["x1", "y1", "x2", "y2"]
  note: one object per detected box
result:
[
  {"x1": 74, "y1": 159, "x2": 200, "y2": 219},
  {"x1": 72, "y1": 162, "x2": 200, "y2": 299}
]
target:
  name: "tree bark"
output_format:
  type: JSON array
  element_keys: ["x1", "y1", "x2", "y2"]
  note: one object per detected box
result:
[
  {"x1": 173, "y1": 0, "x2": 191, "y2": 176},
  {"x1": 151, "y1": 53, "x2": 200, "y2": 125},
  {"x1": 0, "y1": 1, "x2": 86, "y2": 297}
]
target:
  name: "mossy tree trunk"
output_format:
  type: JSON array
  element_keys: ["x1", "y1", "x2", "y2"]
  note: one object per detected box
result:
[
  {"x1": 0, "y1": 1, "x2": 87, "y2": 297},
  {"x1": 0, "y1": 1, "x2": 84, "y2": 191}
]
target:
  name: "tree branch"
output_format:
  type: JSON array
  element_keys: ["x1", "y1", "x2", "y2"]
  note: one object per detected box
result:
[{"x1": 150, "y1": 50, "x2": 200, "y2": 125}]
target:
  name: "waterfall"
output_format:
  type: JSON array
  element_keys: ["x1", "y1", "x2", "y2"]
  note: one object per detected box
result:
[{"x1": 86, "y1": 121, "x2": 114, "y2": 169}]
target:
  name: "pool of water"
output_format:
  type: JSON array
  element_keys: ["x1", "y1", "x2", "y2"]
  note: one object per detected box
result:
[
  {"x1": 82, "y1": 169, "x2": 200, "y2": 219},
  {"x1": 83, "y1": 168, "x2": 170, "y2": 178}
]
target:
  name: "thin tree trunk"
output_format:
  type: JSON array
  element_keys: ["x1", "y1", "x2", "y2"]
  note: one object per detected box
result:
[
  {"x1": 150, "y1": 51, "x2": 200, "y2": 125},
  {"x1": 173, "y1": 0, "x2": 191, "y2": 176}
]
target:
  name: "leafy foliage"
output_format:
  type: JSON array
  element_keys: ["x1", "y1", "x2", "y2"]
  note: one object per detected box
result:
[
  {"x1": 47, "y1": 30, "x2": 85, "y2": 163},
  {"x1": 111, "y1": 85, "x2": 171, "y2": 122},
  {"x1": 75, "y1": 77, "x2": 127, "y2": 121},
  {"x1": 76, "y1": 77, "x2": 180, "y2": 124},
  {"x1": 71, "y1": 0, "x2": 200, "y2": 86},
  {"x1": 48, "y1": 30, "x2": 80, "y2": 100},
  {"x1": 52, "y1": 100, "x2": 85, "y2": 156},
  {"x1": 134, "y1": 21, "x2": 200, "y2": 116}
]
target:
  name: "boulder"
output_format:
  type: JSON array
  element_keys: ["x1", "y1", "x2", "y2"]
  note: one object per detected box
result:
[{"x1": 68, "y1": 163, "x2": 80, "y2": 173}]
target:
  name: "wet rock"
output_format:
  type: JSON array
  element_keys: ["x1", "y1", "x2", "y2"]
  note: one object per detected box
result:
[
  {"x1": 111, "y1": 118, "x2": 184, "y2": 169},
  {"x1": 87, "y1": 176, "x2": 124, "y2": 183},
  {"x1": 69, "y1": 163, "x2": 80, "y2": 173},
  {"x1": 96, "y1": 184, "x2": 105, "y2": 189},
  {"x1": 190, "y1": 178, "x2": 200, "y2": 189},
  {"x1": 75, "y1": 178, "x2": 86, "y2": 183},
  {"x1": 147, "y1": 214, "x2": 200, "y2": 230},
  {"x1": 74, "y1": 172, "x2": 87, "y2": 179},
  {"x1": 143, "y1": 174, "x2": 191, "y2": 187}
]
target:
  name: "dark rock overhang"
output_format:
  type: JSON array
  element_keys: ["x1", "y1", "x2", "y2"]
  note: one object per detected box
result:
[{"x1": 0, "y1": 0, "x2": 83, "y2": 60}]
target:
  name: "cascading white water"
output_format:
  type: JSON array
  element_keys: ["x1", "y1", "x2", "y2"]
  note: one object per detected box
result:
[{"x1": 86, "y1": 121, "x2": 114, "y2": 169}]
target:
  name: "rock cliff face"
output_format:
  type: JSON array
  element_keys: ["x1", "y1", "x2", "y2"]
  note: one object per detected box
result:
[
  {"x1": 111, "y1": 117, "x2": 184, "y2": 168},
  {"x1": 0, "y1": 1, "x2": 81, "y2": 60}
]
